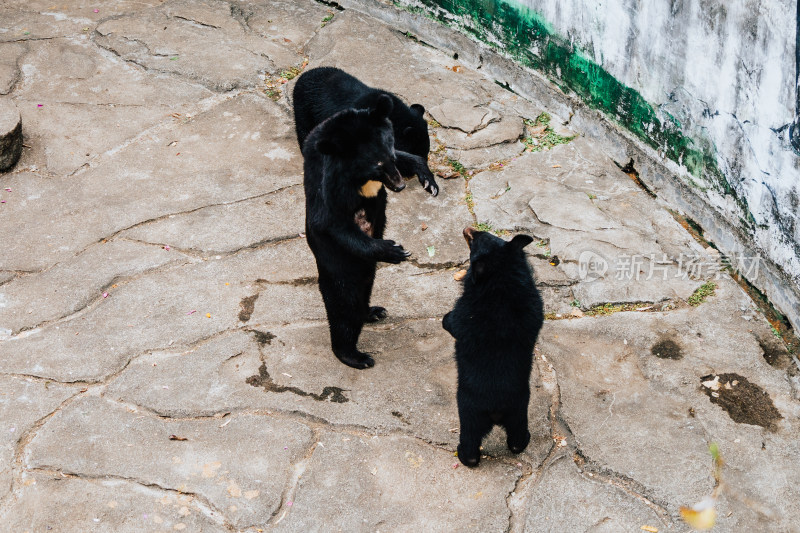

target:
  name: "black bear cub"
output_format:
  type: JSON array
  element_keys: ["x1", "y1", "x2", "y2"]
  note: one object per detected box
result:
[
  {"x1": 443, "y1": 227, "x2": 544, "y2": 467},
  {"x1": 293, "y1": 66, "x2": 438, "y2": 196},
  {"x1": 302, "y1": 94, "x2": 410, "y2": 369}
]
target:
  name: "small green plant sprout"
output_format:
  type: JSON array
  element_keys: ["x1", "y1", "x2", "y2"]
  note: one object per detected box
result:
[
  {"x1": 474, "y1": 222, "x2": 493, "y2": 232},
  {"x1": 522, "y1": 112, "x2": 577, "y2": 153},
  {"x1": 448, "y1": 158, "x2": 467, "y2": 177},
  {"x1": 688, "y1": 281, "x2": 717, "y2": 306},
  {"x1": 570, "y1": 299, "x2": 581, "y2": 308}
]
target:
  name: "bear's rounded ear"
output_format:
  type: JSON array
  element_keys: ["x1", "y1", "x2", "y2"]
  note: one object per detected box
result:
[
  {"x1": 316, "y1": 138, "x2": 338, "y2": 155},
  {"x1": 509, "y1": 234, "x2": 534, "y2": 250},
  {"x1": 370, "y1": 94, "x2": 394, "y2": 121},
  {"x1": 410, "y1": 103, "x2": 425, "y2": 116}
]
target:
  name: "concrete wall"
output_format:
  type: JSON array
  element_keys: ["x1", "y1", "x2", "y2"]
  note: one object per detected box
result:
[{"x1": 351, "y1": 0, "x2": 800, "y2": 329}]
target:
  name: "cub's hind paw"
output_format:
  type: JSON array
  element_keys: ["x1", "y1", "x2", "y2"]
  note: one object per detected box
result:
[
  {"x1": 507, "y1": 430, "x2": 531, "y2": 454},
  {"x1": 457, "y1": 445, "x2": 480, "y2": 468}
]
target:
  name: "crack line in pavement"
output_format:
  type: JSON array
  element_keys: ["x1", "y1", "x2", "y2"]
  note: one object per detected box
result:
[
  {"x1": 534, "y1": 347, "x2": 673, "y2": 527},
  {"x1": 4, "y1": 391, "x2": 83, "y2": 511},
  {"x1": 23, "y1": 468, "x2": 236, "y2": 531},
  {"x1": 4, "y1": 258, "x2": 194, "y2": 337},
  {"x1": 268, "y1": 428, "x2": 321, "y2": 526}
]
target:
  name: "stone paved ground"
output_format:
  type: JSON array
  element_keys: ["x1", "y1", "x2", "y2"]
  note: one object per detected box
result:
[{"x1": 1, "y1": 1, "x2": 799, "y2": 532}]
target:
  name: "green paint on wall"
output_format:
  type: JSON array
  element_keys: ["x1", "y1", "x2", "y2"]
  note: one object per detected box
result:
[{"x1": 398, "y1": 0, "x2": 742, "y2": 216}]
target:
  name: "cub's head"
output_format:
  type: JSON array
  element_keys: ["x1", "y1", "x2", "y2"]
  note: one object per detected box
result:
[
  {"x1": 463, "y1": 226, "x2": 534, "y2": 283},
  {"x1": 315, "y1": 94, "x2": 405, "y2": 193}
]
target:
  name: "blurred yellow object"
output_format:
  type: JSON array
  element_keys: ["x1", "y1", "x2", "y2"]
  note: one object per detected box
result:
[{"x1": 680, "y1": 497, "x2": 717, "y2": 530}]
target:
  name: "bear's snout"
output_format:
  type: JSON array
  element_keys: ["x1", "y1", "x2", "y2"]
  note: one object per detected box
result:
[{"x1": 383, "y1": 168, "x2": 406, "y2": 192}]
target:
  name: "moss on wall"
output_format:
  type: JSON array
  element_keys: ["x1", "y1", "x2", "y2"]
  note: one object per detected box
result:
[{"x1": 399, "y1": 0, "x2": 748, "y2": 220}]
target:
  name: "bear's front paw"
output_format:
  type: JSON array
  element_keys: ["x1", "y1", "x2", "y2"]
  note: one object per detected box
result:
[
  {"x1": 419, "y1": 172, "x2": 439, "y2": 197},
  {"x1": 377, "y1": 240, "x2": 411, "y2": 264}
]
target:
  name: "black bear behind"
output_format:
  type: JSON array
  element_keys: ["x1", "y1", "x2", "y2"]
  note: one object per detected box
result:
[
  {"x1": 442, "y1": 227, "x2": 544, "y2": 467},
  {"x1": 293, "y1": 66, "x2": 438, "y2": 196},
  {"x1": 302, "y1": 94, "x2": 410, "y2": 369}
]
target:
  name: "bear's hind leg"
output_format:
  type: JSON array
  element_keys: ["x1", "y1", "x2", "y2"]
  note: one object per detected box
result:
[
  {"x1": 457, "y1": 393, "x2": 493, "y2": 467},
  {"x1": 361, "y1": 266, "x2": 386, "y2": 323},
  {"x1": 318, "y1": 273, "x2": 374, "y2": 369},
  {"x1": 504, "y1": 405, "x2": 531, "y2": 454}
]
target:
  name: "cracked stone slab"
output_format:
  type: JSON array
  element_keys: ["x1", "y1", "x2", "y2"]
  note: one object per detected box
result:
[
  {"x1": 274, "y1": 430, "x2": 521, "y2": 532},
  {"x1": 373, "y1": 262, "x2": 464, "y2": 319},
  {"x1": 435, "y1": 114, "x2": 524, "y2": 151},
  {"x1": 243, "y1": 0, "x2": 336, "y2": 62},
  {"x1": 0, "y1": 8, "x2": 90, "y2": 42},
  {"x1": 0, "y1": 93, "x2": 302, "y2": 272},
  {"x1": 0, "y1": 238, "x2": 320, "y2": 381},
  {"x1": 108, "y1": 322, "x2": 553, "y2": 461},
  {"x1": 25, "y1": 395, "x2": 314, "y2": 530},
  {"x1": 304, "y1": 11, "x2": 506, "y2": 115},
  {"x1": 523, "y1": 455, "x2": 666, "y2": 532},
  {"x1": 1, "y1": 472, "x2": 228, "y2": 532},
  {"x1": 541, "y1": 276, "x2": 800, "y2": 524},
  {"x1": 0, "y1": 239, "x2": 188, "y2": 335},
  {"x1": 447, "y1": 140, "x2": 525, "y2": 171},
  {"x1": 95, "y1": 0, "x2": 324, "y2": 92},
  {"x1": 386, "y1": 176, "x2": 472, "y2": 267},
  {"x1": 0, "y1": 376, "x2": 75, "y2": 500},
  {"x1": 10, "y1": 37, "x2": 211, "y2": 174},
  {"x1": 428, "y1": 101, "x2": 500, "y2": 134},
  {"x1": 120, "y1": 185, "x2": 305, "y2": 254},
  {"x1": 470, "y1": 143, "x2": 707, "y2": 307}
]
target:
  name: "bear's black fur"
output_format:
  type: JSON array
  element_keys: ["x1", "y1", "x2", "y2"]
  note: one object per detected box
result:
[
  {"x1": 442, "y1": 227, "x2": 544, "y2": 467},
  {"x1": 293, "y1": 66, "x2": 438, "y2": 196},
  {"x1": 302, "y1": 94, "x2": 410, "y2": 370}
]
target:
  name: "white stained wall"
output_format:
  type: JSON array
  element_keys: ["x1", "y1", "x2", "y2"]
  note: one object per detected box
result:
[{"x1": 511, "y1": 0, "x2": 799, "y2": 292}]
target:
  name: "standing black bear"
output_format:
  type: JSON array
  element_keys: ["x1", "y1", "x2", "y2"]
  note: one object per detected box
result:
[
  {"x1": 442, "y1": 227, "x2": 544, "y2": 467},
  {"x1": 302, "y1": 94, "x2": 411, "y2": 369},
  {"x1": 293, "y1": 66, "x2": 439, "y2": 196}
]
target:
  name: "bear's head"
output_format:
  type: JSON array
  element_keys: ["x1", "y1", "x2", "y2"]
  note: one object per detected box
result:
[
  {"x1": 402, "y1": 103, "x2": 431, "y2": 158},
  {"x1": 316, "y1": 94, "x2": 405, "y2": 193},
  {"x1": 463, "y1": 226, "x2": 534, "y2": 283}
]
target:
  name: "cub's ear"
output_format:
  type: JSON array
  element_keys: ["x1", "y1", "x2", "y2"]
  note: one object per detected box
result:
[
  {"x1": 410, "y1": 103, "x2": 425, "y2": 116},
  {"x1": 509, "y1": 234, "x2": 534, "y2": 250},
  {"x1": 370, "y1": 94, "x2": 394, "y2": 121},
  {"x1": 316, "y1": 138, "x2": 339, "y2": 155}
]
